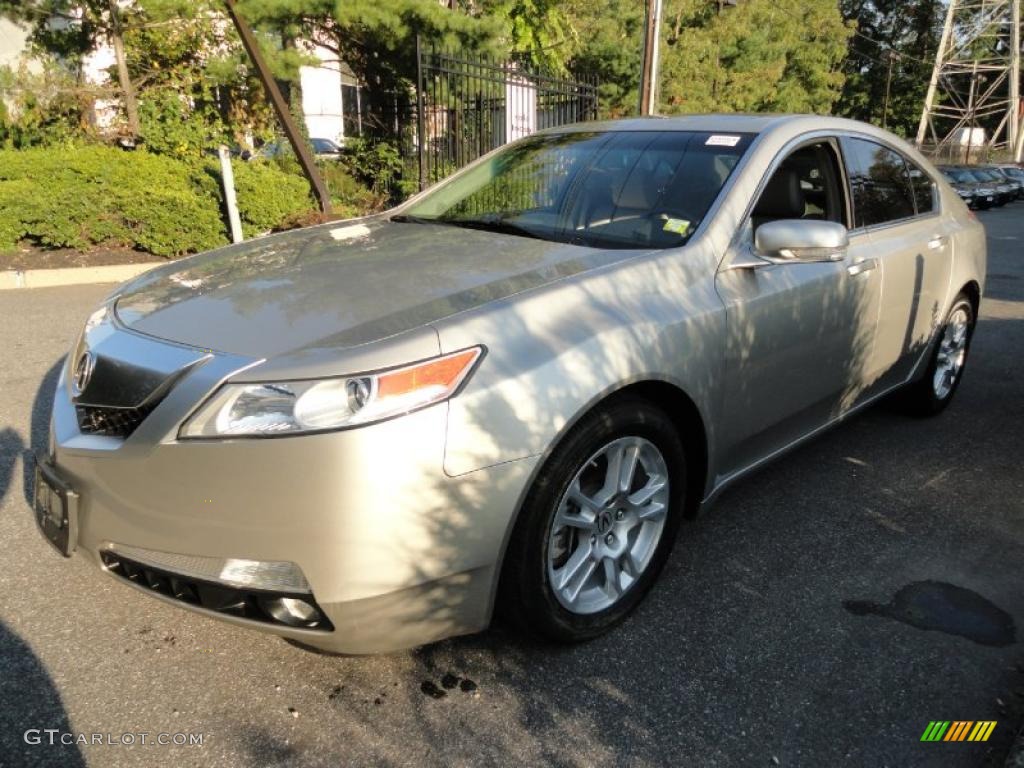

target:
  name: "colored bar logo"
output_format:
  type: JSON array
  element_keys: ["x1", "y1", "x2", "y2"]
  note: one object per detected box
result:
[{"x1": 921, "y1": 721, "x2": 997, "y2": 742}]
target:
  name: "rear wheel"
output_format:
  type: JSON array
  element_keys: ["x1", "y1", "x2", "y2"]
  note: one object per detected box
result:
[
  {"x1": 499, "y1": 398, "x2": 686, "y2": 642},
  {"x1": 896, "y1": 293, "x2": 975, "y2": 417}
]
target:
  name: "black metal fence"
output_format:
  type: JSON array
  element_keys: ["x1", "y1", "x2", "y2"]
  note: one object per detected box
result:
[{"x1": 413, "y1": 39, "x2": 599, "y2": 190}]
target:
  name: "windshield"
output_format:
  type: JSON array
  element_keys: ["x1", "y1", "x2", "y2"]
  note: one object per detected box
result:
[
  {"x1": 399, "y1": 130, "x2": 754, "y2": 249},
  {"x1": 952, "y1": 169, "x2": 982, "y2": 183}
]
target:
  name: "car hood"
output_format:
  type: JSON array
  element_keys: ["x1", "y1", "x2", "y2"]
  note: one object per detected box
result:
[{"x1": 114, "y1": 218, "x2": 636, "y2": 359}]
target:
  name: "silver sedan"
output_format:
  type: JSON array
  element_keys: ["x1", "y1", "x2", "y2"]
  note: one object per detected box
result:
[{"x1": 33, "y1": 115, "x2": 986, "y2": 653}]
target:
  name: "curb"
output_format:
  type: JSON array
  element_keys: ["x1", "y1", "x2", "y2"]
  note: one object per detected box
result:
[{"x1": 0, "y1": 262, "x2": 163, "y2": 291}]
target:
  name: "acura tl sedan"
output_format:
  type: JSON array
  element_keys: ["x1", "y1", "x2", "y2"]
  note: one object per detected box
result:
[{"x1": 33, "y1": 115, "x2": 985, "y2": 654}]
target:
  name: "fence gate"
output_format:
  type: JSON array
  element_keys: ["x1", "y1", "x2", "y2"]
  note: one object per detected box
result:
[{"x1": 415, "y1": 38, "x2": 599, "y2": 190}]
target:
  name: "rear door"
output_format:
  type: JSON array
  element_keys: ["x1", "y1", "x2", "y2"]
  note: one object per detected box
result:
[{"x1": 840, "y1": 137, "x2": 954, "y2": 396}]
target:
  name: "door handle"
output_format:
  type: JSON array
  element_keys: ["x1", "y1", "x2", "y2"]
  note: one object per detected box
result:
[
  {"x1": 928, "y1": 235, "x2": 949, "y2": 250},
  {"x1": 847, "y1": 257, "x2": 878, "y2": 276}
]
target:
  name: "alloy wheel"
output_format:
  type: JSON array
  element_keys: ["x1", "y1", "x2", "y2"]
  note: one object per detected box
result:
[
  {"x1": 933, "y1": 306, "x2": 970, "y2": 400},
  {"x1": 547, "y1": 436, "x2": 670, "y2": 615}
]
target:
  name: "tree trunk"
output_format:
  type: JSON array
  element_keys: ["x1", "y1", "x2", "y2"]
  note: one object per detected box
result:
[{"x1": 107, "y1": 0, "x2": 141, "y2": 141}]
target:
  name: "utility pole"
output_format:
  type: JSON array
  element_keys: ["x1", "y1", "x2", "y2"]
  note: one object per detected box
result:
[
  {"x1": 882, "y1": 51, "x2": 898, "y2": 130},
  {"x1": 644, "y1": 0, "x2": 737, "y2": 116},
  {"x1": 223, "y1": 0, "x2": 332, "y2": 214},
  {"x1": 638, "y1": 0, "x2": 663, "y2": 116},
  {"x1": 916, "y1": 0, "x2": 1022, "y2": 163}
]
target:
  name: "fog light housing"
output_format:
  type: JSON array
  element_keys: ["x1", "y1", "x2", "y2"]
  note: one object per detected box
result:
[
  {"x1": 259, "y1": 596, "x2": 321, "y2": 627},
  {"x1": 110, "y1": 544, "x2": 310, "y2": 593},
  {"x1": 101, "y1": 551, "x2": 333, "y2": 631}
]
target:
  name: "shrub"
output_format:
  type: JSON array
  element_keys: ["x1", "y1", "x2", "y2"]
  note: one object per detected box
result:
[
  {"x1": 229, "y1": 161, "x2": 315, "y2": 236},
  {"x1": 0, "y1": 144, "x2": 326, "y2": 258},
  {"x1": 0, "y1": 145, "x2": 225, "y2": 256},
  {"x1": 339, "y1": 138, "x2": 405, "y2": 198},
  {"x1": 317, "y1": 162, "x2": 385, "y2": 214}
]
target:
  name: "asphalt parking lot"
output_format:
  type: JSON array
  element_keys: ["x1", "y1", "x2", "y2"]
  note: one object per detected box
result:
[{"x1": 1, "y1": 204, "x2": 1022, "y2": 768}]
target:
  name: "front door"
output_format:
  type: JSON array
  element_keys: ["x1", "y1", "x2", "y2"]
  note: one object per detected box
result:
[{"x1": 713, "y1": 138, "x2": 882, "y2": 483}]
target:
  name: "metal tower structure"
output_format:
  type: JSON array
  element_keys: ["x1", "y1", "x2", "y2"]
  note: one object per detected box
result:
[{"x1": 916, "y1": 0, "x2": 1022, "y2": 163}]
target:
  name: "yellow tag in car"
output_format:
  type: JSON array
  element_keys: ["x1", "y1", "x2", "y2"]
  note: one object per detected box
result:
[{"x1": 662, "y1": 218, "x2": 691, "y2": 235}]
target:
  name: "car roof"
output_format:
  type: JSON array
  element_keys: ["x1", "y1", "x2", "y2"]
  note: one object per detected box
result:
[
  {"x1": 545, "y1": 114, "x2": 790, "y2": 134},
  {"x1": 539, "y1": 113, "x2": 903, "y2": 138}
]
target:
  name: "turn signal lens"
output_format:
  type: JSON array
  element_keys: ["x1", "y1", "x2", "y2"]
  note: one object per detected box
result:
[{"x1": 378, "y1": 348, "x2": 481, "y2": 399}]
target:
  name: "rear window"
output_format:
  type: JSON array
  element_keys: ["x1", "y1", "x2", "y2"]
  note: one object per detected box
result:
[
  {"x1": 844, "y1": 138, "x2": 916, "y2": 227},
  {"x1": 906, "y1": 159, "x2": 937, "y2": 214}
]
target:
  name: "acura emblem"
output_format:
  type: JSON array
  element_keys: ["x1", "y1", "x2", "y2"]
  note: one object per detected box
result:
[{"x1": 72, "y1": 351, "x2": 96, "y2": 397}]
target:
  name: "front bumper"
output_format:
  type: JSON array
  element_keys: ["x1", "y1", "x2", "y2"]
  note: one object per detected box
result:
[{"x1": 46, "y1": 337, "x2": 538, "y2": 654}]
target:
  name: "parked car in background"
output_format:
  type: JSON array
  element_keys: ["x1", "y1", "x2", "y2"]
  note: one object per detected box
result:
[
  {"x1": 252, "y1": 137, "x2": 343, "y2": 161},
  {"x1": 984, "y1": 165, "x2": 1023, "y2": 200},
  {"x1": 33, "y1": 115, "x2": 986, "y2": 654},
  {"x1": 937, "y1": 167, "x2": 978, "y2": 209},
  {"x1": 996, "y1": 164, "x2": 1024, "y2": 189},
  {"x1": 310, "y1": 137, "x2": 343, "y2": 157},
  {"x1": 939, "y1": 166, "x2": 995, "y2": 209},
  {"x1": 971, "y1": 167, "x2": 1015, "y2": 205}
]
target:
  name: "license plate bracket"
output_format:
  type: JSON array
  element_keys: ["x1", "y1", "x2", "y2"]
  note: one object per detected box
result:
[{"x1": 32, "y1": 455, "x2": 78, "y2": 557}]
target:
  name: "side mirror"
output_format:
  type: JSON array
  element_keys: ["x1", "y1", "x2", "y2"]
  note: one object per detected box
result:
[{"x1": 754, "y1": 220, "x2": 849, "y2": 264}]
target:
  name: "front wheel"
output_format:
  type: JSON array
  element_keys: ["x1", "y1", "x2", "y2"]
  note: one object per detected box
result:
[
  {"x1": 896, "y1": 293, "x2": 975, "y2": 417},
  {"x1": 498, "y1": 398, "x2": 686, "y2": 642}
]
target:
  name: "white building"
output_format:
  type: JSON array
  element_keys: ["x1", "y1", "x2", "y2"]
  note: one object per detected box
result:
[
  {"x1": 0, "y1": 19, "x2": 41, "y2": 73},
  {"x1": 0, "y1": 14, "x2": 363, "y2": 144}
]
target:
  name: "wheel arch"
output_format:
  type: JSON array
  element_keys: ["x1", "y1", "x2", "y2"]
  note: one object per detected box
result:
[
  {"x1": 488, "y1": 377, "x2": 711, "y2": 624},
  {"x1": 960, "y1": 279, "x2": 981, "y2": 317},
  {"x1": 601, "y1": 380, "x2": 709, "y2": 519}
]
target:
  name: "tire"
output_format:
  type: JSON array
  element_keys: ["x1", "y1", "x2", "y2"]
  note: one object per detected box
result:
[
  {"x1": 498, "y1": 398, "x2": 687, "y2": 642},
  {"x1": 896, "y1": 293, "x2": 976, "y2": 417}
]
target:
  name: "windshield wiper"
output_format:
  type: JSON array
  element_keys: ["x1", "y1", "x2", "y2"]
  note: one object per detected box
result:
[
  {"x1": 437, "y1": 216, "x2": 547, "y2": 241},
  {"x1": 390, "y1": 213, "x2": 437, "y2": 224},
  {"x1": 393, "y1": 212, "x2": 548, "y2": 241}
]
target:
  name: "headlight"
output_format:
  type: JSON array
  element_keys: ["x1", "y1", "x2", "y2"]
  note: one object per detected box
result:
[{"x1": 180, "y1": 347, "x2": 483, "y2": 438}]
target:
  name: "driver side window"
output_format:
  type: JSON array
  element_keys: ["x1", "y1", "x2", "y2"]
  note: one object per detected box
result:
[{"x1": 751, "y1": 141, "x2": 847, "y2": 232}]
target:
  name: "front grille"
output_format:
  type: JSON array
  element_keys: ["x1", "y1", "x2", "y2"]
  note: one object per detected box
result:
[
  {"x1": 76, "y1": 404, "x2": 155, "y2": 438},
  {"x1": 100, "y1": 552, "x2": 333, "y2": 631}
]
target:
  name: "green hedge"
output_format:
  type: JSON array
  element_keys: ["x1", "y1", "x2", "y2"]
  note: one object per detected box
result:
[{"x1": 0, "y1": 145, "x2": 316, "y2": 258}]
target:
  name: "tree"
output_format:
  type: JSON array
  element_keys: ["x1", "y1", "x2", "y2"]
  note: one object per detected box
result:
[
  {"x1": 657, "y1": 0, "x2": 852, "y2": 115},
  {"x1": 563, "y1": 0, "x2": 644, "y2": 117},
  {"x1": 0, "y1": 1, "x2": 146, "y2": 138},
  {"x1": 478, "y1": 0, "x2": 578, "y2": 72},
  {"x1": 0, "y1": 59, "x2": 90, "y2": 148},
  {"x1": 837, "y1": 0, "x2": 944, "y2": 138},
  {"x1": 235, "y1": 0, "x2": 504, "y2": 93}
]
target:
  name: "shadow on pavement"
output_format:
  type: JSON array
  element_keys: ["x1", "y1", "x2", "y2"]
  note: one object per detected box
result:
[
  {"x1": 0, "y1": 622, "x2": 85, "y2": 767},
  {"x1": 0, "y1": 359, "x2": 83, "y2": 765},
  {"x1": 20, "y1": 359, "x2": 62, "y2": 507},
  {"x1": 0, "y1": 427, "x2": 25, "y2": 513}
]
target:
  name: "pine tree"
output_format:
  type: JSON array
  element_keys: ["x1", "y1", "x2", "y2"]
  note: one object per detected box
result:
[
  {"x1": 837, "y1": 0, "x2": 944, "y2": 137},
  {"x1": 657, "y1": 0, "x2": 852, "y2": 115}
]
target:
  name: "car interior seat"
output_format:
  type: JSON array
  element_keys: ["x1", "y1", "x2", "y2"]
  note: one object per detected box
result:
[{"x1": 751, "y1": 167, "x2": 806, "y2": 231}]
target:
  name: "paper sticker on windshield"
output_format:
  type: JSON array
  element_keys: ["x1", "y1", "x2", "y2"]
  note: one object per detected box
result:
[
  {"x1": 663, "y1": 218, "x2": 691, "y2": 236},
  {"x1": 706, "y1": 135, "x2": 741, "y2": 147}
]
